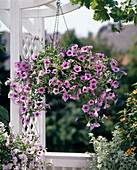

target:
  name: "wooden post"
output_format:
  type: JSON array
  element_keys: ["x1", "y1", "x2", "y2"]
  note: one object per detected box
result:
[
  {"x1": 10, "y1": 0, "x2": 22, "y2": 134},
  {"x1": 34, "y1": 17, "x2": 46, "y2": 147}
]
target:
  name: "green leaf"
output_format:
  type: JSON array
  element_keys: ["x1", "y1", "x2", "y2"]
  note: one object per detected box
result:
[
  {"x1": 84, "y1": 0, "x2": 92, "y2": 9},
  {"x1": 91, "y1": 0, "x2": 98, "y2": 9},
  {"x1": 134, "y1": 14, "x2": 137, "y2": 25},
  {"x1": 0, "y1": 45, "x2": 6, "y2": 52},
  {"x1": 112, "y1": 27, "x2": 120, "y2": 33},
  {"x1": 0, "y1": 115, "x2": 8, "y2": 125},
  {"x1": 93, "y1": 8, "x2": 110, "y2": 22},
  {"x1": 0, "y1": 106, "x2": 9, "y2": 122}
]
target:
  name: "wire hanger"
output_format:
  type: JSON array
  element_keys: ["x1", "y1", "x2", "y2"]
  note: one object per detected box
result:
[{"x1": 52, "y1": 0, "x2": 71, "y2": 44}]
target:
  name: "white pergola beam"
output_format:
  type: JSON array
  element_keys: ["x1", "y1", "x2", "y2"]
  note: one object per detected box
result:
[
  {"x1": 0, "y1": 0, "x2": 55, "y2": 10},
  {"x1": 10, "y1": 0, "x2": 22, "y2": 134},
  {"x1": 22, "y1": 3, "x2": 80, "y2": 18},
  {"x1": 0, "y1": 10, "x2": 10, "y2": 29}
]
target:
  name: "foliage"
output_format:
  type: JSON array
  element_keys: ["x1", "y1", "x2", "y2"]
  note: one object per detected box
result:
[
  {"x1": 70, "y1": 0, "x2": 137, "y2": 26},
  {"x1": 118, "y1": 83, "x2": 137, "y2": 158},
  {"x1": 46, "y1": 96, "x2": 91, "y2": 152},
  {"x1": 87, "y1": 127, "x2": 137, "y2": 170},
  {"x1": 0, "y1": 122, "x2": 47, "y2": 170},
  {"x1": 6, "y1": 40, "x2": 126, "y2": 130},
  {"x1": 0, "y1": 81, "x2": 9, "y2": 125}
]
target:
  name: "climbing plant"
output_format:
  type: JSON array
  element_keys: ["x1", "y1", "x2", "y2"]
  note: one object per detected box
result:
[{"x1": 70, "y1": 0, "x2": 137, "y2": 31}]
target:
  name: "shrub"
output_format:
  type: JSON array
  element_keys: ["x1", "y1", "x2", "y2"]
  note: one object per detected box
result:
[{"x1": 87, "y1": 127, "x2": 137, "y2": 170}]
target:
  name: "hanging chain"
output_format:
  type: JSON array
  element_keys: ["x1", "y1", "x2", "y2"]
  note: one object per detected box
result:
[
  {"x1": 52, "y1": 0, "x2": 71, "y2": 43},
  {"x1": 52, "y1": 0, "x2": 60, "y2": 43},
  {"x1": 59, "y1": 4, "x2": 71, "y2": 40}
]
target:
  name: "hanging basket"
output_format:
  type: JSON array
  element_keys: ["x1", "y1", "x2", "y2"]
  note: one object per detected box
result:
[{"x1": 6, "y1": 41, "x2": 127, "y2": 130}]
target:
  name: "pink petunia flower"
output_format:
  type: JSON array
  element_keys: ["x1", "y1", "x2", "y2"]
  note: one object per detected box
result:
[
  {"x1": 70, "y1": 95, "x2": 77, "y2": 100},
  {"x1": 21, "y1": 72, "x2": 27, "y2": 79},
  {"x1": 112, "y1": 81, "x2": 119, "y2": 88},
  {"x1": 82, "y1": 86, "x2": 89, "y2": 93},
  {"x1": 16, "y1": 70, "x2": 22, "y2": 77},
  {"x1": 104, "y1": 103, "x2": 110, "y2": 109},
  {"x1": 62, "y1": 93, "x2": 69, "y2": 102},
  {"x1": 90, "y1": 78, "x2": 97, "y2": 85},
  {"x1": 49, "y1": 78, "x2": 55, "y2": 86},
  {"x1": 90, "y1": 84, "x2": 97, "y2": 91},
  {"x1": 81, "y1": 46, "x2": 88, "y2": 52},
  {"x1": 14, "y1": 62, "x2": 20, "y2": 68},
  {"x1": 12, "y1": 93, "x2": 19, "y2": 100},
  {"x1": 89, "y1": 112, "x2": 95, "y2": 117},
  {"x1": 24, "y1": 117, "x2": 30, "y2": 125},
  {"x1": 11, "y1": 83, "x2": 17, "y2": 89},
  {"x1": 80, "y1": 76, "x2": 86, "y2": 81},
  {"x1": 26, "y1": 100, "x2": 33, "y2": 106},
  {"x1": 93, "y1": 107, "x2": 100, "y2": 112},
  {"x1": 20, "y1": 106, "x2": 26, "y2": 113},
  {"x1": 97, "y1": 99, "x2": 103, "y2": 106},
  {"x1": 58, "y1": 52, "x2": 65, "y2": 57},
  {"x1": 34, "y1": 111, "x2": 40, "y2": 117},
  {"x1": 38, "y1": 87, "x2": 45, "y2": 94},
  {"x1": 64, "y1": 80, "x2": 70, "y2": 88},
  {"x1": 107, "y1": 79, "x2": 113, "y2": 83},
  {"x1": 32, "y1": 54, "x2": 39, "y2": 60},
  {"x1": 88, "y1": 100, "x2": 94, "y2": 105},
  {"x1": 93, "y1": 123, "x2": 100, "y2": 127},
  {"x1": 101, "y1": 91, "x2": 106, "y2": 99},
  {"x1": 73, "y1": 65, "x2": 82, "y2": 72},
  {"x1": 108, "y1": 92, "x2": 115, "y2": 99},
  {"x1": 98, "y1": 53, "x2": 104, "y2": 59},
  {"x1": 24, "y1": 85, "x2": 30, "y2": 92},
  {"x1": 112, "y1": 67, "x2": 119, "y2": 72},
  {"x1": 61, "y1": 61, "x2": 69, "y2": 69},
  {"x1": 71, "y1": 74, "x2": 77, "y2": 80},
  {"x1": 110, "y1": 60, "x2": 116, "y2": 68},
  {"x1": 68, "y1": 59, "x2": 74, "y2": 63},
  {"x1": 52, "y1": 69, "x2": 57, "y2": 74},
  {"x1": 77, "y1": 88, "x2": 82, "y2": 96},
  {"x1": 78, "y1": 55, "x2": 86, "y2": 61},
  {"x1": 121, "y1": 71, "x2": 127, "y2": 75},
  {"x1": 66, "y1": 50, "x2": 74, "y2": 56},
  {"x1": 85, "y1": 73, "x2": 92, "y2": 80},
  {"x1": 53, "y1": 88, "x2": 59, "y2": 95},
  {"x1": 82, "y1": 105, "x2": 90, "y2": 113},
  {"x1": 71, "y1": 44, "x2": 78, "y2": 51},
  {"x1": 43, "y1": 58, "x2": 50, "y2": 68},
  {"x1": 36, "y1": 77, "x2": 41, "y2": 85}
]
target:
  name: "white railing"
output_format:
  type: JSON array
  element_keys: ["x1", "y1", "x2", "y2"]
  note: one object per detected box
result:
[{"x1": 45, "y1": 152, "x2": 92, "y2": 170}]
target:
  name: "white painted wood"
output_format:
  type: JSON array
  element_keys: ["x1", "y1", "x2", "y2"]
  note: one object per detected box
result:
[
  {"x1": 45, "y1": 152, "x2": 92, "y2": 168},
  {"x1": 72, "y1": 168, "x2": 76, "y2": 170},
  {"x1": 0, "y1": 10, "x2": 10, "y2": 29},
  {"x1": 22, "y1": 19, "x2": 35, "y2": 35},
  {"x1": 0, "y1": 0, "x2": 10, "y2": 10},
  {"x1": 22, "y1": 3, "x2": 80, "y2": 18},
  {"x1": 34, "y1": 17, "x2": 46, "y2": 147},
  {"x1": 10, "y1": 0, "x2": 22, "y2": 134},
  {"x1": 0, "y1": 0, "x2": 54, "y2": 10}
]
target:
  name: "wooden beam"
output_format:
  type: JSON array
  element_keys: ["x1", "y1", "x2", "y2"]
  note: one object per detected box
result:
[
  {"x1": 0, "y1": 10, "x2": 10, "y2": 29},
  {"x1": 10, "y1": 0, "x2": 22, "y2": 134},
  {"x1": 22, "y1": 3, "x2": 80, "y2": 18},
  {"x1": 0, "y1": 0, "x2": 55, "y2": 10}
]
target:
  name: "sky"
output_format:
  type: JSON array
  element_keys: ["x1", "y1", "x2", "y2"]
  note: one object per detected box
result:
[
  {"x1": 0, "y1": 5, "x2": 109, "y2": 38},
  {"x1": 0, "y1": 0, "x2": 126, "y2": 38},
  {"x1": 44, "y1": 6, "x2": 109, "y2": 38}
]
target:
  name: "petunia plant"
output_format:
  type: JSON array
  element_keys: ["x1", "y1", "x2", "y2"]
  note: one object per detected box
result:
[
  {"x1": 0, "y1": 122, "x2": 47, "y2": 170},
  {"x1": 6, "y1": 40, "x2": 127, "y2": 130}
]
